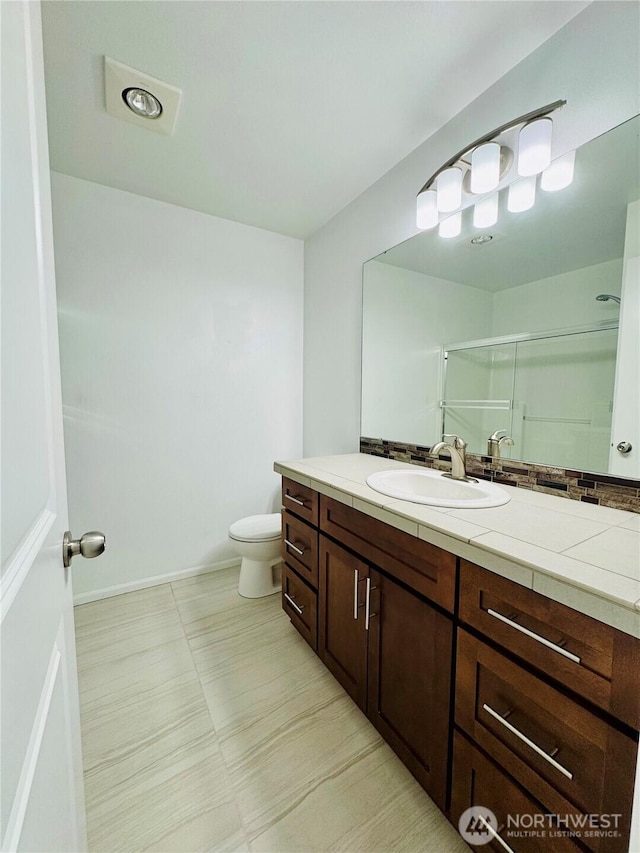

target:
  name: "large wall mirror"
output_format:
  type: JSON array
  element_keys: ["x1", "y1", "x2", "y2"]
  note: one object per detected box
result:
[{"x1": 362, "y1": 114, "x2": 639, "y2": 477}]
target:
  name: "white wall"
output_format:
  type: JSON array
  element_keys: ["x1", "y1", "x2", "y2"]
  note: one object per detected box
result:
[
  {"x1": 51, "y1": 173, "x2": 303, "y2": 601},
  {"x1": 303, "y1": 1, "x2": 640, "y2": 456},
  {"x1": 491, "y1": 258, "x2": 623, "y2": 336},
  {"x1": 361, "y1": 261, "x2": 492, "y2": 445}
]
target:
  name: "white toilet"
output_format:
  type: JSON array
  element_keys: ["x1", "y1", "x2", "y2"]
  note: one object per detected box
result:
[{"x1": 229, "y1": 513, "x2": 282, "y2": 598}]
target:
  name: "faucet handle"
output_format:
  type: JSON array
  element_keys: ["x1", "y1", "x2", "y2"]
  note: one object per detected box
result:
[
  {"x1": 443, "y1": 433, "x2": 466, "y2": 450},
  {"x1": 489, "y1": 429, "x2": 507, "y2": 441}
]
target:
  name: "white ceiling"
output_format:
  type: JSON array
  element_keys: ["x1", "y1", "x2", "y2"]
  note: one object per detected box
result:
[{"x1": 41, "y1": 1, "x2": 589, "y2": 239}]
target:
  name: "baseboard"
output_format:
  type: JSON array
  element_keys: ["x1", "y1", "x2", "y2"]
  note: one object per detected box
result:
[{"x1": 72, "y1": 558, "x2": 241, "y2": 606}]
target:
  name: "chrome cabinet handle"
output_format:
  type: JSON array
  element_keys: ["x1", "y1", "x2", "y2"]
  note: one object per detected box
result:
[
  {"x1": 284, "y1": 538, "x2": 305, "y2": 556},
  {"x1": 487, "y1": 608, "x2": 581, "y2": 664},
  {"x1": 284, "y1": 593, "x2": 304, "y2": 615},
  {"x1": 365, "y1": 577, "x2": 377, "y2": 631},
  {"x1": 482, "y1": 703, "x2": 573, "y2": 780},
  {"x1": 353, "y1": 569, "x2": 359, "y2": 620},
  {"x1": 477, "y1": 815, "x2": 516, "y2": 853},
  {"x1": 285, "y1": 494, "x2": 305, "y2": 507},
  {"x1": 616, "y1": 441, "x2": 632, "y2": 454}
]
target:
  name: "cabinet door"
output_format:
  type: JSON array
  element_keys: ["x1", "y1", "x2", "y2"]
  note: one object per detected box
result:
[
  {"x1": 367, "y1": 570, "x2": 453, "y2": 810},
  {"x1": 318, "y1": 536, "x2": 369, "y2": 709}
]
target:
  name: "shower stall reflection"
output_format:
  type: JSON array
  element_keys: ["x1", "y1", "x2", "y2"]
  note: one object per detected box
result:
[{"x1": 441, "y1": 325, "x2": 619, "y2": 471}]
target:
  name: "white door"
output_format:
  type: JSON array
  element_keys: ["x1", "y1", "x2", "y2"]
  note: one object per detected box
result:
[{"x1": 1, "y1": 2, "x2": 90, "y2": 850}]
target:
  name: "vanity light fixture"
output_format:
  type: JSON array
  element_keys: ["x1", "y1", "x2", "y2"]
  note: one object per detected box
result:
[
  {"x1": 416, "y1": 188, "x2": 439, "y2": 229},
  {"x1": 517, "y1": 117, "x2": 553, "y2": 176},
  {"x1": 439, "y1": 211, "x2": 462, "y2": 238},
  {"x1": 473, "y1": 193, "x2": 499, "y2": 228},
  {"x1": 507, "y1": 175, "x2": 536, "y2": 213},
  {"x1": 470, "y1": 142, "x2": 501, "y2": 194},
  {"x1": 541, "y1": 150, "x2": 576, "y2": 192},
  {"x1": 437, "y1": 167, "x2": 463, "y2": 212},
  {"x1": 416, "y1": 100, "x2": 568, "y2": 236}
]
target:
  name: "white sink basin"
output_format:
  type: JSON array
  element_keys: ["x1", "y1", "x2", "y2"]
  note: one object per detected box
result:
[{"x1": 366, "y1": 468, "x2": 511, "y2": 509}]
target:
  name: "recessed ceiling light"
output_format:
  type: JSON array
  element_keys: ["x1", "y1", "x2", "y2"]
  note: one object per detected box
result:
[
  {"x1": 470, "y1": 234, "x2": 493, "y2": 245},
  {"x1": 104, "y1": 58, "x2": 181, "y2": 135},
  {"x1": 123, "y1": 87, "x2": 162, "y2": 119}
]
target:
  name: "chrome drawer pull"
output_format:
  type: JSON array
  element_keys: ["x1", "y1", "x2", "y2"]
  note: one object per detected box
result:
[
  {"x1": 482, "y1": 703, "x2": 573, "y2": 780},
  {"x1": 284, "y1": 593, "x2": 304, "y2": 615},
  {"x1": 353, "y1": 569, "x2": 359, "y2": 620},
  {"x1": 477, "y1": 815, "x2": 516, "y2": 853},
  {"x1": 365, "y1": 577, "x2": 377, "y2": 631},
  {"x1": 487, "y1": 608, "x2": 581, "y2": 664},
  {"x1": 285, "y1": 494, "x2": 306, "y2": 507},
  {"x1": 284, "y1": 538, "x2": 305, "y2": 556}
]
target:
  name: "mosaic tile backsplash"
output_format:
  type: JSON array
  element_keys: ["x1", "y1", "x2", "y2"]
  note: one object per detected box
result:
[{"x1": 360, "y1": 437, "x2": 640, "y2": 514}]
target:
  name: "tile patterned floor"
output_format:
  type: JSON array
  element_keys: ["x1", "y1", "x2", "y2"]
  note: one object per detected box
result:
[{"x1": 74, "y1": 567, "x2": 468, "y2": 853}]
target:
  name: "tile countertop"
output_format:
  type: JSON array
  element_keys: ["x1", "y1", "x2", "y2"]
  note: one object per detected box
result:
[{"x1": 274, "y1": 453, "x2": 640, "y2": 639}]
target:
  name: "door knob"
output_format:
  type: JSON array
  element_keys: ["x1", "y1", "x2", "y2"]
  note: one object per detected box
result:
[
  {"x1": 63, "y1": 530, "x2": 106, "y2": 568},
  {"x1": 616, "y1": 441, "x2": 633, "y2": 454}
]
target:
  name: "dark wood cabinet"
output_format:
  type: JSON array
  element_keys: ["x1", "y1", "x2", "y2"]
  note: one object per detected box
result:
[
  {"x1": 456, "y1": 627, "x2": 637, "y2": 852},
  {"x1": 318, "y1": 536, "x2": 369, "y2": 709},
  {"x1": 279, "y1": 476, "x2": 640, "y2": 852},
  {"x1": 318, "y1": 535, "x2": 454, "y2": 809},
  {"x1": 367, "y1": 568, "x2": 453, "y2": 811},
  {"x1": 280, "y1": 477, "x2": 321, "y2": 651}
]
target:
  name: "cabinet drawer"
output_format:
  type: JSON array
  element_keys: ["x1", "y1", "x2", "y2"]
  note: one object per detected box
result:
[
  {"x1": 282, "y1": 563, "x2": 317, "y2": 651},
  {"x1": 320, "y1": 496, "x2": 456, "y2": 612},
  {"x1": 451, "y1": 731, "x2": 584, "y2": 853},
  {"x1": 282, "y1": 510, "x2": 318, "y2": 589},
  {"x1": 459, "y1": 560, "x2": 640, "y2": 730},
  {"x1": 456, "y1": 628, "x2": 637, "y2": 847},
  {"x1": 282, "y1": 477, "x2": 319, "y2": 526}
]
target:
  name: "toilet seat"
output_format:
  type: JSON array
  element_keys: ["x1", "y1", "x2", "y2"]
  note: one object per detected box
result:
[{"x1": 229, "y1": 513, "x2": 281, "y2": 543}]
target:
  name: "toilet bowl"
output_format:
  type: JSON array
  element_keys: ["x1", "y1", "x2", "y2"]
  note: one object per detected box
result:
[{"x1": 229, "y1": 513, "x2": 282, "y2": 598}]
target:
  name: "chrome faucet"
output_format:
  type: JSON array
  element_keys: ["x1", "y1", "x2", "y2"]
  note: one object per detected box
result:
[
  {"x1": 487, "y1": 429, "x2": 515, "y2": 459},
  {"x1": 430, "y1": 434, "x2": 472, "y2": 481}
]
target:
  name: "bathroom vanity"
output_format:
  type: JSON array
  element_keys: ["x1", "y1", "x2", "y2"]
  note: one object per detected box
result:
[{"x1": 276, "y1": 453, "x2": 640, "y2": 853}]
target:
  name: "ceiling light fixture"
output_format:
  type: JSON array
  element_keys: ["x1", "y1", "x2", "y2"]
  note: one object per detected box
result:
[
  {"x1": 517, "y1": 117, "x2": 553, "y2": 176},
  {"x1": 123, "y1": 87, "x2": 162, "y2": 119},
  {"x1": 416, "y1": 100, "x2": 571, "y2": 237},
  {"x1": 473, "y1": 193, "x2": 499, "y2": 229},
  {"x1": 541, "y1": 150, "x2": 576, "y2": 192},
  {"x1": 437, "y1": 167, "x2": 463, "y2": 212},
  {"x1": 104, "y1": 58, "x2": 182, "y2": 136},
  {"x1": 507, "y1": 175, "x2": 536, "y2": 212},
  {"x1": 470, "y1": 142, "x2": 501, "y2": 194},
  {"x1": 439, "y1": 211, "x2": 462, "y2": 239}
]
